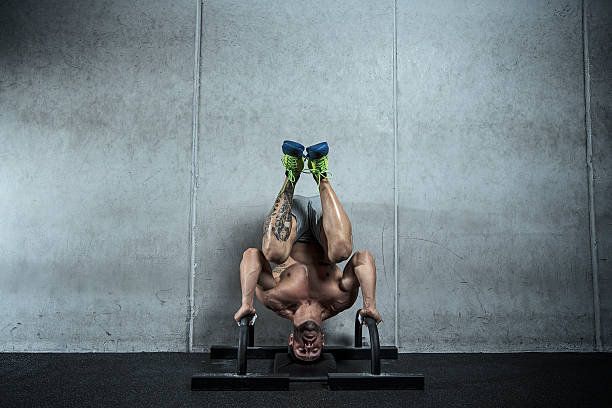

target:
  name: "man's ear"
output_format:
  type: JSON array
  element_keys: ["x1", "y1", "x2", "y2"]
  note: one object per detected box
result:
[{"x1": 288, "y1": 333, "x2": 294, "y2": 346}]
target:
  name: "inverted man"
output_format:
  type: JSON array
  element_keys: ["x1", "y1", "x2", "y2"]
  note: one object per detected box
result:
[{"x1": 234, "y1": 141, "x2": 382, "y2": 362}]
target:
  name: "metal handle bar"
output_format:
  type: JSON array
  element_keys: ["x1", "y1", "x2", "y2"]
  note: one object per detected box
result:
[
  {"x1": 354, "y1": 309, "x2": 381, "y2": 375},
  {"x1": 237, "y1": 314, "x2": 255, "y2": 375}
]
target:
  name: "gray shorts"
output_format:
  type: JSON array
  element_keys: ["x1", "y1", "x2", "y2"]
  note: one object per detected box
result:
[{"x1": 291, "y1": 195, "x2": 323, "y2": 245}]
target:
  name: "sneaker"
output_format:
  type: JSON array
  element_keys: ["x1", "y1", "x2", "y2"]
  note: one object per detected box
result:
[
  {"x1": 281, "y1": 140, "x2": 305, "y2": 191},
  {"x1": 306, "y1": 142, "x2": 330, "y2": 186}
]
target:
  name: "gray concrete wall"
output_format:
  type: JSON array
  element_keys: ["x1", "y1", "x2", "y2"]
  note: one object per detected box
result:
[
  {"x1": 590, "y1": 0, "x2": 612, "y2": 351},
  {"x1": 396, "y1": 0, "x2": 593, "y2": 351},
  {"x1": 192, "y1": 0, "x2": 395, "y2": 349},
  {"x1": 0, "y1": 0, "x2": 195, "y2": 351},
  {"x1": 0, "y1": 0, "x2": 609, "y2": 352}
]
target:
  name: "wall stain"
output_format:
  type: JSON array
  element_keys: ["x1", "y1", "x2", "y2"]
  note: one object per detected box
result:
[
  {"x1": 155, "y1": 289, "x2": 172, "y2": 306},
  {"x1": 401, "y1": 236, "x2": 465, "y2": 260},
  {"x1": 10, "y1": 323, "x2": 22, "y2": 335}
]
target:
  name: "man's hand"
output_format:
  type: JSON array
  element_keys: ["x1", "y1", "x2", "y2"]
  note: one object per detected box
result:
[
  {"x1": 234, "y1": 304, "x2": 256, "y2": 324},
  {"x1": 359, "y1": 307, "x2": 382, "y2": 324}
]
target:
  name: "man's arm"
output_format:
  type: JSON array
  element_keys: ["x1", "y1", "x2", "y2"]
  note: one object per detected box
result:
[
  {"x1": 234, "y1": 248, "x2": 274, "y2": 323},
  {"x1": 354, "y1": 264, "x2": 377, "y2": 313},
  {"x1": 354, "y1": 268, "x2": 382, "y2": 324},
  {"x1": 341, "y1": 250, "x2": 382, "y2": 323}
]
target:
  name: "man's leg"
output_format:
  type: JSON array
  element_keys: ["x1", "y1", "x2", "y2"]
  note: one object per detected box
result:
[
  {"x1": 305, "y1": 142, "x2": 353, "y2": 263},
  {"x1": 262, "y1": 140, "x2": 305, "y2": 264},
  {"x1": 318, "y1": 180, "x2": 353, "y2": 264},
  {"x1": 261, "y1": 177, "x2": 299, "y2": 264}
]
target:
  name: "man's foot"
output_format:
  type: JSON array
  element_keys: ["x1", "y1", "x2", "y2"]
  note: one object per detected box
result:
[
  {"x1": 306, "y1": 141, "x2": 329, "y2": 186},
  {"x1": 281, "y1": 140, "x2": 305, "y2": 191}
]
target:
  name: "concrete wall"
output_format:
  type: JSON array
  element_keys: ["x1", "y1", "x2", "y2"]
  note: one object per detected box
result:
[
  {"x1": 590, "y1": 0, "x2": 612, "y2": 351},
  {"x1": 397, "y1": 0, "x2": 594, "y2": 351},
  {"x1": 192, "y1": 0, "x2": 395, "y2": 349},
  {"x1": 0, "y1": 0, "x2": 195, "y2": 351},
  {"x1": 0, "y1": 0, "x2": 609, "y2": 352}
]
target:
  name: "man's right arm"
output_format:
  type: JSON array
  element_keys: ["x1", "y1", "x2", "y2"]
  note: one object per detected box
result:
[
  {"x1": 234, "y1": 263, "x2": 258, "y2": 323},
  {"x1": 233, "y1": 248, "x2": 273, "y2": 323}
]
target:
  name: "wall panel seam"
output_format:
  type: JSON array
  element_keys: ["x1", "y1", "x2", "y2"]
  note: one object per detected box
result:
[
  {"x1": 393, "y1": 0, "x2": 399, "y2": 349},
  {"x1": 582, "y1": 0, "x2": 602, "y2": 351},
  {"x1": 187, "y1": 0, "x2": 203, "y2": 353}
]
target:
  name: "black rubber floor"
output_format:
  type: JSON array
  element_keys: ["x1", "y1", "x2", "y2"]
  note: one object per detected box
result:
[{"x1": 1, "y1": 352, "x2": 610, "y2": 407}]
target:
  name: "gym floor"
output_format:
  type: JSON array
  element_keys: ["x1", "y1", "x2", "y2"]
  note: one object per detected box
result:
[{"x1": 1, "y1": 352, "x2": 610, "y2": 407}]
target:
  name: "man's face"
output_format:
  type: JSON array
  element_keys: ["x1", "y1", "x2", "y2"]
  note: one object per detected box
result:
[{"x1": 289, "y1": 320, "x2": 324, "y2": 361}]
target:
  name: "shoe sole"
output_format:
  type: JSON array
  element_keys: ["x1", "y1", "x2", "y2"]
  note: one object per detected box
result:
[
  {"x1": 306, "y1": 141, "x2": 329, "y2": 160},
  {"x1": 282, "y1": 140, "x2": 305, "y2": 157}
]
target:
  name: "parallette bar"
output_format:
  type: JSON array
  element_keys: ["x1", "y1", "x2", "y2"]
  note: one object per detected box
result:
[
  {"x1": 328, "y1": 373, "x2": 424, "y2": 390},
  {"x1": 191, "y1": 373, "x2": 290, "y2": 391},
  {"x1": 209, "y1": 345, "x2": 398, "y2": 360},
  {"x1": 191, "y1": 373, "x2": 424, "y2": 391}
]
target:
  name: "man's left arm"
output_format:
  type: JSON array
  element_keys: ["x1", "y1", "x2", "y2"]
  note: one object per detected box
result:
[{"x1": 348, "y1": 251, "x2": 382, "y2": 324}]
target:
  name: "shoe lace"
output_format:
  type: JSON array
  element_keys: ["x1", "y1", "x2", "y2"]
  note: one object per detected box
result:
[
  {"x1": 280, "y1": 155, "x2": 303, "y2": 193},
  {"x1": 303, "y1": 156, "x2": 332, "y2": 190}
]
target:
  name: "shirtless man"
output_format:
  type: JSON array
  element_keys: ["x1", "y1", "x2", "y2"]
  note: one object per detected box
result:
[{"x1": 233, "y1": 141, "x2": 382, "y2": 362}]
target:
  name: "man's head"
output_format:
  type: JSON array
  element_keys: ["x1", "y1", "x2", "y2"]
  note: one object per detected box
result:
[{"x1": 288, "y1": 320, "x2": 325, "y2": 361}]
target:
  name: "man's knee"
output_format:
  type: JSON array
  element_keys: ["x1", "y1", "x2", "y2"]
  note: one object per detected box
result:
[
  {"x1": 327, "y1": 239, "x2": 353, "y2": 264},
  {"x1": 242, "y1": 247, "x2": 263, "y2": 263},
  {"x1": 261, "y1": 241, "x2": 290, "y2": 264},
  {"x1": 351, "y1": 249, "x2": 374, "y2": 267}
]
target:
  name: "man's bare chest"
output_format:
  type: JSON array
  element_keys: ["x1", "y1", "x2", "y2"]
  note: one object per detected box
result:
[{"x1": 261, "y1": 262, "x2": 352, "y2": 317}]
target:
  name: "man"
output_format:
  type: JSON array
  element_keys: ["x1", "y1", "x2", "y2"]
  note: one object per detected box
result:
[{"x1": 234, "y1": 141, "x2": 382, "y2": 362}]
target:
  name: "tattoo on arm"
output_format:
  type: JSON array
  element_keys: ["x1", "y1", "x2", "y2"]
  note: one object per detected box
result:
[{"x1": 263, "y1": 183, "x2": 294, "y2": 242}]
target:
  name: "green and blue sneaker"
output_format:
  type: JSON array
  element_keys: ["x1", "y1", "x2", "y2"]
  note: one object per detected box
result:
[
  {"x1": 281, "y1": 140, "x2": 305, "y2": 192},
  {"x1": 306, "y1": 141, "x2": 331, "y2": 187}
]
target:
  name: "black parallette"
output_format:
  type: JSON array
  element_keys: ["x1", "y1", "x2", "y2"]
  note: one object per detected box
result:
[
  {"x1": 191, "y1": 373, "x2": 424, "y2": 391},
  {"x1": 363, "y1": 315, "x2": 381, "y2": 374},
  {"x1": 210, "y1": 345, "x2": 398, "y2": 360},
  {"x1": 236, "y1": 316, "x2": 251, "y2": 375}
]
